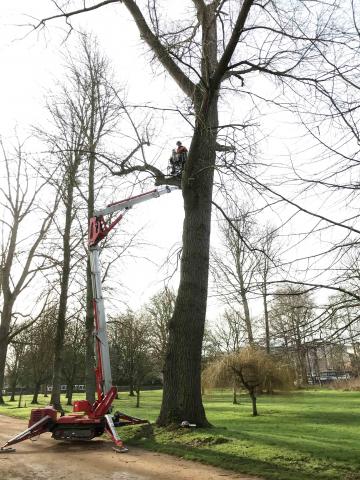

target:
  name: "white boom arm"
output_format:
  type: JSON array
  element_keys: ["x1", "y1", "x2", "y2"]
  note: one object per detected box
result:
[
  {"x1": 94, "y1": 185, "x2": 177, "y2": 217},
  {"x1": 89, "y1": 185, "x2": 178, "y2": 396}
]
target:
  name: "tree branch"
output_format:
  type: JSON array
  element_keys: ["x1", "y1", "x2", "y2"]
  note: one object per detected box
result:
[
  {"x1": 96, "y1": 153, "x2": 181, "y2": 188},
  {"x1": 122, "y1": 0, "x2": 197, "y2": 98},
  {"x1": 215, "y1": 142, "x2": 235, "y2": 152},
  {"x1": 212, "y1": 0, "x2": 255, "y2": 88},
  {"x1": 192, "y1": 0, "x2": 206, "y2": 22},
  {"x1": 34, "y1": 0, "x2": 121, "y2": 29}
]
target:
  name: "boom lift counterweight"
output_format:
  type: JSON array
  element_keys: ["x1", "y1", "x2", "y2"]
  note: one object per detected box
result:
[{"x1": 1, "y1": 185, "x2": 178, "y2": 453}]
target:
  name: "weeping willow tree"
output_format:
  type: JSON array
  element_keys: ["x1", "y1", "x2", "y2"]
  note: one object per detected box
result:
[{"x1": 203, "y1": 347, "x2": 294, "y2": 416}]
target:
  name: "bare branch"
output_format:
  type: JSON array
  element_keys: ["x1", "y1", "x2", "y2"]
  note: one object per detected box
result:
[
  {"x1": 122, "y1": 0, "x2": 197, "y2": 98},
  {"x1": 212, "y1": 0, "x2": 255, "y2": 88}
]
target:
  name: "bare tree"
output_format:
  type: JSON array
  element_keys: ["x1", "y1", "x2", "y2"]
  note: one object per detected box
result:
[
  {"x1": 37, "y1": 33, "x2": 142, "y2": 407},
  {"x1": 209, "y1": 309, "x2": 247, "y2": 356},
  {"x1": 212, "y1": 204, "x2": 260, "y2": 345},
  {"x1": 108, "y1": 310, "x2": 152, "y2": 400},
  {"x1": 270, "y1": 287, "x2": 315, "y2": 386},
  {"x1": 21, "y1": 306, "x2": 57, "y2": 404},
  {"x1": 61, "y1": 316, "x2": 86, "y2": 406},
  {"x1": 205, "y1": 309, "x2": 248, "y2": 404},
  {"x1": 37, "y1": 76, "x2": 86, "y2": 411},
  {"x1": 256, "y1": 227, "x2": 279, "y2": 354},
  {"x1": 0, "y1": 142, "x2": 57, "y2": 404},
  {"x1": 6, "y1": 340, "x2": 26, "y2": 402},
  {"x1": 69, "y1": 34, "x2": 142, "y2": 403},
  {"x1": 144, "y1": 287, "x2": 176, "y2": 370}
]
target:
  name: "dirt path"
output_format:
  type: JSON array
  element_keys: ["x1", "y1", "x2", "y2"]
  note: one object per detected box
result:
[{"x1": 0, "y1": 415, "x2": 260, "y2": 480}]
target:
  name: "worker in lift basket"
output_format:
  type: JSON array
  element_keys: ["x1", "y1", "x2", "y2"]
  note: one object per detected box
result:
[{"x1": 170, "y1": 141, "x2": 188, "y2": 175}]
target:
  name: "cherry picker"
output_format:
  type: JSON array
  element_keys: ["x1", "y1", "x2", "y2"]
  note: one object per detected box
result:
[{"x1": 1, "y1": 185, "x2": 177, "y2": 453}]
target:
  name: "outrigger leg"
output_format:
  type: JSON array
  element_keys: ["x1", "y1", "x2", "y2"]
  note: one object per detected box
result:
[
  {"x1": 104, "y1": 414, "x2": 128, "y2": 453},
  {"x1": 0, "y1": 415, "x2": 53, "y2": 453},
  {"x1": 104, "y1": 412, "x2": 149, "y2": 453}
]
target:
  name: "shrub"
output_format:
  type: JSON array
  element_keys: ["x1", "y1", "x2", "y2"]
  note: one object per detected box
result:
[{"x1": 202, "y1": 347, "x2": 294, "y2": 415}]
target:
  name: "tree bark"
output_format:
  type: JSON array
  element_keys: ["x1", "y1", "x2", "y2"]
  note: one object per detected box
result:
[
  {"x1": 156, "y1": 0, "x2": 226, "y2": 426},
  {"x1": 158, "y1": 90, "x2": 218, "y2": 426}
]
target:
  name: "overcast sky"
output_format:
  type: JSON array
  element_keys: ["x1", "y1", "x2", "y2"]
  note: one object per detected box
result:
[
  {"x1": 0, "y1": 2, "x2": 193, "y2": 313},
  {"x1": 0, "y1": 2, "x2": 354, "y2": 324}
]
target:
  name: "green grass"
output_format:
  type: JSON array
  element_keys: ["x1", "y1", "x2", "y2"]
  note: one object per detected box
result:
[{"x1": 1, "y1": 389, "x2": 360, "y2": 479}]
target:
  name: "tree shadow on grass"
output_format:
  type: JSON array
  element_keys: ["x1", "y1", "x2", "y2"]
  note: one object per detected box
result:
[
  {"x1": 130, "y1": 419, "x2": 360, "y2": 480},
  {"x1": 210, "y1": 418, "x2": 360, "y2": 466},
  {"x1": 139, "y1": 439, "x2": 350, "y2": 480},
  {"x1": 293, "y1": 409, "x2": 360, "y2": 425}
]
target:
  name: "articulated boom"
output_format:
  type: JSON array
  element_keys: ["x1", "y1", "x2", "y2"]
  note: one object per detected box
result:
[
  {"x1": 1, "y1": 185, "x2": 177, "y2": 453},
  {"x1": 89, "y1": 186, "x2": 174, "y2": 248},
  {"x1": 89, "y1": 185, "x2": 176, "y2": 400}
]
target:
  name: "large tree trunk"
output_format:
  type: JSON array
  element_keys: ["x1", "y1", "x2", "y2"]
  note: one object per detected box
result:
[
  {"x1": 158, "y1": 92, "x2": 218, "y2": 426},
  {"x1": 158, "y1": 193, "x2": 211, "y2": 424},
  {"x1": 157, "y1": 0, "x2": 221, "y2": 424}
]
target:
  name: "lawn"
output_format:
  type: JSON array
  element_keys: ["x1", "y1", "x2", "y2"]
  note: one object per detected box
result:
[{"x1": 1, "y1": 389, "x2": 360, "y2": 480}]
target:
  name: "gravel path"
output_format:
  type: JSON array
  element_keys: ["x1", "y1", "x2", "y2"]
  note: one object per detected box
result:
[{"x1": 0, "y1": 415, "x2": 260, "y2": 480}]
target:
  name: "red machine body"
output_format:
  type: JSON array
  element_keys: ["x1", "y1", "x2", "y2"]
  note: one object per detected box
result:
[
  {"x1": 73, "y1": 400, "x2": 92, "y2": 414},
  {"x1": 29, "y1": 407, "x2": 58, "y2": 427},
  {"x1": 1, "y1": 186, "x2": 176, "y2": 453}
]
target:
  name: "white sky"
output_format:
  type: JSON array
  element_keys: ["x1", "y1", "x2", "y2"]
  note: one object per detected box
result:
[
  {"x1": 0, "y1": 1, "x2": 189, "y2": 314},
  {"x1": 0, "y1": 2, "x2": 355, "y2": 325}
]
